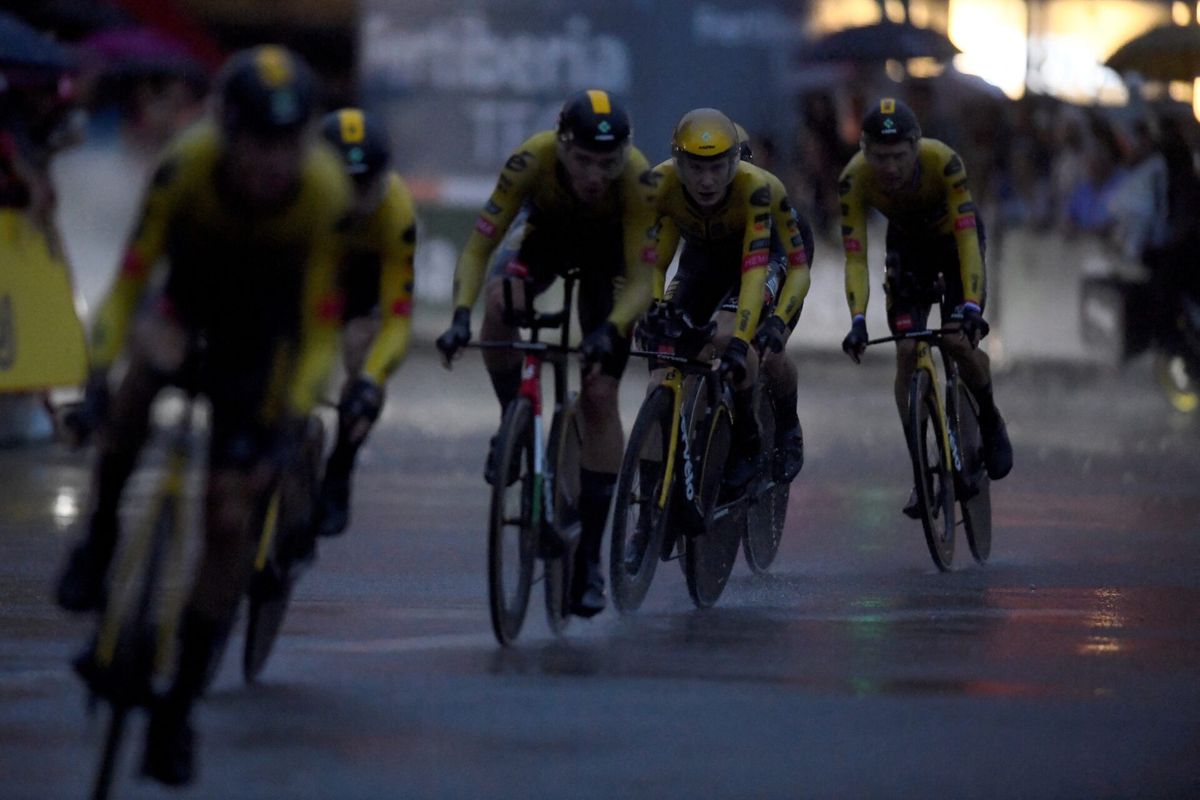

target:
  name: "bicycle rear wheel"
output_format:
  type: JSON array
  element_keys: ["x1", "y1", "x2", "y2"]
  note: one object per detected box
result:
[
  {"x1": 684, "y1": 399, "x2": 739, "y2": 608},
  {"x1": 544, "y1": 397, "x2": 581, "y2": 635},
  {"x1": 488, "y1": 397, "x2": 537, "y2": 645},
  {"x1": 910, "y1": 369, "x2": 956, "y2": 570},
  {"x1": 244, "y1": 416, "x2": 324, "y2": 683},
  {"x1": 953, "y1": 380, "x2": 992, "y2": 563},
  {"x1": 610, "y1": 386, "x2": 674, "y2": 614},
  {"x1": 743, "y1": 386, "x2": 789, "y2": 574}
]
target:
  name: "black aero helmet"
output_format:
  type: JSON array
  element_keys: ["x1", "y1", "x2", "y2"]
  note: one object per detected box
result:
[
  {"x1": 217, "y1": 46, "x2": 317, "y2": 138},
  {"x1": 321, "y1": 108, "x2": 391, "y2": 180},
  {"x1": 861, "y1": 97, "x2": 921, "y2": 143},
  {"x1": 556, "y1": 89, "x2": 631, "y2": 152}
]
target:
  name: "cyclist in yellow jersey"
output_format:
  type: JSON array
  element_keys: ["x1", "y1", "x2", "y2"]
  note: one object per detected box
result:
[
  {"x1": 645, "y1": 108, "x2": 812, "y2": 486},
  {"x1": 436, "y1": 90, "x2": 658, "y2": 617},
  {"x1": 315, "y1": 108, "x2": 417, "y2": 537},
  {"x1": 54, "y1": 47, "x2": 349, "y2": 785},
  {"x1": 839, "y1": 98, "x2": 1013, "y2": 516}
]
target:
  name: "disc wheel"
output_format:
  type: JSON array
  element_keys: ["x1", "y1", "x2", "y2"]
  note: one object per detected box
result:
[
  {"x1": 684, "y1": 400, "x2": 739, "y2": 608},
  {"x1": 544, "y1": 397, "x2": 581, "y2": 635},
  {"x1": 487, "y1": 398, "x2": 537, "y2": 645},
  {"x1": 743, "y1": 386, "x2": 789, "y2": 574},
  {"x1": 910, "y1": 369, "x2": 956, "y2": 571},
  {"x1": 953, "y1": 380, "x2": 991, "y2": 564},
  {"x1": 610, "y1": 386, "x2": 674, "y2": 614}
]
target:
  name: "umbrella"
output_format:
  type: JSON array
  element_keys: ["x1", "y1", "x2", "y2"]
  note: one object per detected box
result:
[
  {"x1": 801, "y1": 21, "x2": 961, "y2": 64},
  {"x1": 0, "y1": 11, "x2": 75, "y2": 71},
  {"x1": 1106, "y1": 24, "x2": 1200, "y2": 82}
]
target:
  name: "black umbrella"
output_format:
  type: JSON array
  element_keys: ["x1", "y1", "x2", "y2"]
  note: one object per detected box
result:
[
  {"x1": 1106, "y1": 24, "x2": 1200, "y2": 82},
  {"x1": 801, "y1": 21, "x2": 961, "y2": 63},
  {"x1": 0, "y1": 11, "x2": 74, "y2": 71}
]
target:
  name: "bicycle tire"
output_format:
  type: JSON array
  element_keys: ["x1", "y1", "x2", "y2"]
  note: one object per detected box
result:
[
  {"x1": 684, "y1": 399, "x2": 738, "y2": 608},
  {"x1": 743, "y1": 386, "x2": 789, "y2": 574},
  {"x1": 243, "y1": 417, "x2": 324, "y2": 683},
  {"x1": 610, "y1": 386, "x2": 674, "y2": 614},
  {"x1": 953, "y1": 380, "x2": 992, "y2": 564},
  {"x1": 910, "y1": 369, "x2": 956, "y2": 570},
  {"x1": 544, "y1": 397, "x2": 581, "y2": 635},
  {"x1": 488, "y1": 397, "x2": 537, "y2": 645}
]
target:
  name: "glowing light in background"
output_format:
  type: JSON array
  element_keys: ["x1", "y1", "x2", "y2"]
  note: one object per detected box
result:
[
  {"x1": 1173, "y1": 1, "x2": 1192, "y2": 26},
  {"x1": 948, "y1": 0, "x2": 1028, "y2": 99},
  {"x1": 52, "y1": 488, "x2": 79, "y2": 530},
  {"x1": 1194, "y1": 78, "x2": 1200, "y2": 124}
]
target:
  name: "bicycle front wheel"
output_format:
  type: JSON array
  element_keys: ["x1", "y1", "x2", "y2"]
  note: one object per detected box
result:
[
  {"x1": 610, "y1": 386, "x2": 673, "y2": 614},
  {"x1": 488, "y1": 397, "x2": 537, "y2": 645},
  {"x1": 953, "y1": 380, "x2": 992, "y2": 564},
  {"x1": 544, "y1": 397, "x2": 581, "y2": 635},
  {"x1": 910, "y1": 369, "x2": 956, "y2": 570},
  {"x1": 743, "y1": 386, "x2": 789, "y2": 574},
  {"x1": 244, "y1": 416, "x2": 324, "y2": 683},
  {"x1": 684, "y1": 399, "x2": 739, "y2": 608}
]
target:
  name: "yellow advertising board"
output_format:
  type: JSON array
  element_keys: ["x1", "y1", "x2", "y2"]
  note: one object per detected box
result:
[{"x1": 0, "y1": 209, "x2": 87, "y2": 391}]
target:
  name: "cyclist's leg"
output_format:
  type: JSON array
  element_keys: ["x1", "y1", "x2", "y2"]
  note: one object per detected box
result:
[
  {"x1": 143, "y1": 418, "x2": 274, "y2": 785},
  {"x1": 320, "y1": 313, "x2": 382, "y2": 536},
  {"x1": 759, "y1": 255, "x2": 804, "y2": 480},
  {"x1": 883, "y1": 234, "x2": 934, "y2": 516},
  {"x1": 479, "y1": 206, "x2": 544, "y2": 420},
  {"x1": 56, "y1": 308, "x2": 181, "y2": 611},
  {"x1": 937, "y1": 227, "x2": 1011, "y2": 478},
  {"x1": 570, "y1": 246, "x2": 632, "y2": 617}
]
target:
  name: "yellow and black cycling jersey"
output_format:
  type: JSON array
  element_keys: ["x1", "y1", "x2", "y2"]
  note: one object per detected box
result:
[
  {"x1": 647, "y1": 159, "x2": 811, "y2": 343},
  {"x1": 452, "y1": 130, "x2": 659, "y2": 334},
  {"x1": 90, "y1": 120, "x2": 351, "y2": 418},
  {"x1": 839, "y1": 138, "x2": 984, "y2": 318},
  {"x1": 337, "y1": 171, "x2": 417, "y2": 385}
]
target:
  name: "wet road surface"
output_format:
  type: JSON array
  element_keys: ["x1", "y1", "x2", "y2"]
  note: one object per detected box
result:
[{"x1": 2, "y1": 349, "x2": 1198, "y2": 799}]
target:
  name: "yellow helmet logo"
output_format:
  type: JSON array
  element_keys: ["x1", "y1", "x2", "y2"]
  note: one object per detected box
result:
[
  {"x1": 255, "y1": 46, "x2": 293, "y2": 88},
  {"x1": 586, "y1": 90, "x2": 612, "y2": 115},
  {"x1": 880, "y1": 98, "x2": 896, "y2": 114},
  {"x1": 338, "y1": 109, "x2": 365, "y2": 144},
  {"x1": 671, "y1": 108, "x2": 737, "y2": 158}
]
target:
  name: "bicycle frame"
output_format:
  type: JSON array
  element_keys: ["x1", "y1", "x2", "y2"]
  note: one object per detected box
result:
[
  {"x1": 868, "y1": 328, "x2": 963, "y2": 478},
  {"x1": 630, "y1": 348, "x2": 721, "y2": 522},
  {"x1": 473, "y1": 273, "x2": 577, "y2": 531}
]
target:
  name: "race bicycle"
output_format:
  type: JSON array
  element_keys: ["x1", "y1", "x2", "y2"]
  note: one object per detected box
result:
[
  {"x1": 471, "y1": 273, "x2": 583, "y2": 645},
  {"x1": 864, "y1": 325, "x2": 992, "y2": 570},
  {"x1": 609, "y1": 303, "x2": 785, "y2": 611}
]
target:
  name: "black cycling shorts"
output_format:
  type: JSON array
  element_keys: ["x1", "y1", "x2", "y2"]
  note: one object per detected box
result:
[
  {"x1": 884, "y1": 218, "x2": 987, "y2": 334},
  {"x1": 485, "y1": 205, "x2": 630, "y2": 380}
]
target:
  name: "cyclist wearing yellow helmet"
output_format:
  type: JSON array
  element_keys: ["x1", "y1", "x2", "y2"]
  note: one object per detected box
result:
[
  {"x1": 645, "y1": 108, "x2": 812, "y2": 485},
  {"x1": 315, "y1": 107, "x2": 417, "y2": 538},
  {"x1": 839, "y1": 98, "x2": 1013, "y2": 516},
  {"x1": 55, "y1": 46, "x2": 350, "y2": 785},
  {"x1": 435, "y1": 89, "x2": 659, "y2": 617}
]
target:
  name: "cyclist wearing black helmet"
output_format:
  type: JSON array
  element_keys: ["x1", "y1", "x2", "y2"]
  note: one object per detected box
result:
[
  {"x1": 436, "y1": 89, "x2": 659, "y2": 618},
  {"x1": 315, "y1": 107, "x2": 417, "y2": 538},
  {"x1": 54, "y1": 46, "x2": 350, "y2": 785},
  {"x1": 839, "y1": 97, "x2": 1013, "y2": 516}
]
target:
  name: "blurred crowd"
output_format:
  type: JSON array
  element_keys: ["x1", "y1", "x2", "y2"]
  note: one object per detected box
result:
[{"x1": 783, "y1": 76, "x2": 1200, "y2": 303}]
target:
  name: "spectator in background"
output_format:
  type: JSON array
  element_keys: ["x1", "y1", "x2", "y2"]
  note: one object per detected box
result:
[
  {"x1": 1107, "y1": 117, "x2": 1168, "y2": 266},
  {"x1": 794, "y1": 90, "x2": 844, "y2": 239},
  {"x1": 1052, "y1": 107, "x2": 1090, "y2": 229},
  {"x1": 1065, "y1": 114, "x2": 1126, "y2": 237}
]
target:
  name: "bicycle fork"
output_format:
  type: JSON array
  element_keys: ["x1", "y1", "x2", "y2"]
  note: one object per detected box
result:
[{"x1": 915, "y1": 341, "x2": 960, "y2": 473}]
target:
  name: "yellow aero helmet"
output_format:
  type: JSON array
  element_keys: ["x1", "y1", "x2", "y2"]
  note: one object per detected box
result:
[{"x1": 671, "y1": 108, "x2": 738, "y2": 159}]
